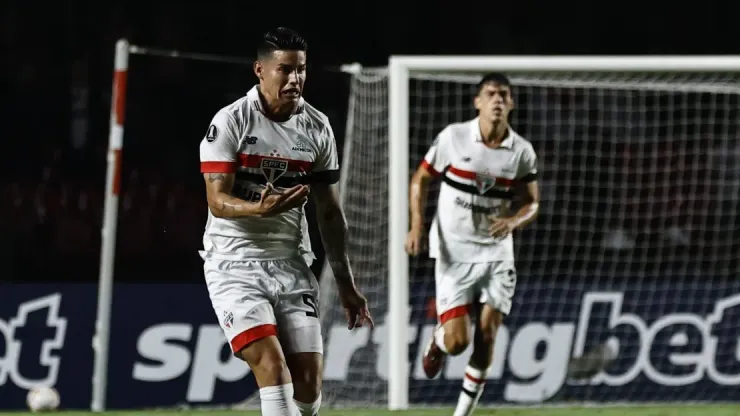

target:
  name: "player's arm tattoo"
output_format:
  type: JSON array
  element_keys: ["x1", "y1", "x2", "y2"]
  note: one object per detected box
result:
[
  {"x1": 207, "y1": 173, "x2": 227, "y2": 183},
  {"x1": 312, "y1": 183, "x2": 355, "y2": 288},
  {"x1": 203, "y1": 173, "x2": 258, "y2": 218}
]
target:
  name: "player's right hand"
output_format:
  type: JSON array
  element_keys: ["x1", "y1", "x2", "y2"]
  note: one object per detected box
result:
[
  {"x1": 405, "y1": 227, "x2": 427, "y2": 256},
  {"x1": 256, "y1": 183, "x2": 309, "y2": 217}
]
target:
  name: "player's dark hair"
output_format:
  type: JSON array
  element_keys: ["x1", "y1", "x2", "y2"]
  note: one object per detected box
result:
[
  {"x1": 257, "y1": 27, "x2": 308, "y2": 59},
  {"x1": 477, "y1": 72, "x2": 512, "y2": 93}
]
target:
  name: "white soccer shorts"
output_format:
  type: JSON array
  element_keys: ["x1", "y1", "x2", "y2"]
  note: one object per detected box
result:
[
  {"x1": 434, "y1": 259, "x2": 517, "y2": 323},
  {"x1": 203, "y1": 256, "x2": 323, "y2": 355}
]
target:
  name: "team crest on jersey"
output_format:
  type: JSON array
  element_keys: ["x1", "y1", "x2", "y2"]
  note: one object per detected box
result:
[
  {"x1": 260, "y1": 158, "x2": 288, "y2": 184},
  {"x1": 475, "y1": 172, "x2": 498, "y2": 194}
]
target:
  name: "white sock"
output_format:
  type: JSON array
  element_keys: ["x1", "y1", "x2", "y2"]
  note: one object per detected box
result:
[
  {"x1": 259, "y1": 383, "x2": 299, "y2": 416},
  {"x1": 453, "y1": 365, "x2": 486, "y2": 416},
  {"x1": 295, "y1": 391, "x2": 322, "y2": 416},
  {"x1": 434, "y1": 325, "x2": 449, "y2": 353}
]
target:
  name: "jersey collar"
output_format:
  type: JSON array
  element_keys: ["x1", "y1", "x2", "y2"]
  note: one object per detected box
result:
[{"x1": 471, "y1": 117, "x2": 515, "y2": 148}]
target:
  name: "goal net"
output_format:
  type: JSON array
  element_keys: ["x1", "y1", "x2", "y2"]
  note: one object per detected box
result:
[{"x1": 318, "y1": 64, "x2": 740, "y2": 407}]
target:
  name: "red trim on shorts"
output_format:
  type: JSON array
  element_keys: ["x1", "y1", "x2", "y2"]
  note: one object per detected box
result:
[
  {"x1": 420, "y1": 160, "x2": 440, "y2": 177},
  {"x1": 465, "y1": 372, "x2": 484, "y2": 384},
  {"x1": 201, "y1": 161, "x2": 238, "y2": 173},
  {"x1": 230, "y1": 324, "x2": 278, "y2": 352},
  {"x1": 439, "y1": 304, "x2": 471, "y2": 324}
]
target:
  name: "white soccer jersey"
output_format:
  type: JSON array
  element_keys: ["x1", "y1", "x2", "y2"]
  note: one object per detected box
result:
[
  {"x1": 423, "y1": 117, "x2": 538, "y2": 263},
  {"x1": 199, "y1": 85, "x2": 339, "y2": 264}
]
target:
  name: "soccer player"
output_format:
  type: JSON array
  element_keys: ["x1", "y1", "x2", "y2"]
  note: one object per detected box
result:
[
  {"x1": 199, "y1": 27, "x2": 373, "y2": 416},
  {"x1": 405, "y1": 73, "x2": 539, "y2": 416}
]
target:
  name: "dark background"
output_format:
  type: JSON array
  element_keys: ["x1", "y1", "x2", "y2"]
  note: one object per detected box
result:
[{"x1": 2, "y1": 0, "x2": 739, "y2": 284}]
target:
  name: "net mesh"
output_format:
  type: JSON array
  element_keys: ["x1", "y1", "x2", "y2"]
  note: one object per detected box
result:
[{"x1": 319, "y1": 68, "x2": 740, "y2": 407}]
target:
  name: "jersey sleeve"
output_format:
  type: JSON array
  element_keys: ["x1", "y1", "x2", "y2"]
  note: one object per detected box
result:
[
  {"x1": 420, "y1": 128, "x2": 451, "y2": 176},
  {"x1": 516, "y1": 144, "x2": 539, "y2": 183},
  {"x1": 199, "y1": 110, "x2": 240, "y2": 173},
  {"x1": 312, "y1": 122, "x2": 340, "y2": 184}
]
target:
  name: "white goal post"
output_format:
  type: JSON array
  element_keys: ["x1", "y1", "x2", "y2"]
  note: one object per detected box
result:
[{"x1": 320, "y1": 55, "x2": 740, "y2": 410}]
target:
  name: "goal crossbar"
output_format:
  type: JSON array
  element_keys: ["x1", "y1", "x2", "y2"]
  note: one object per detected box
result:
[{"x1": 384, "y1": 55, "x2": 740, "y2": 410}]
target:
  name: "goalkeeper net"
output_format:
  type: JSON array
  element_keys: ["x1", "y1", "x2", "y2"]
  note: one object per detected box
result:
[{"x1": 318, "y1": 68, "x2": 740, "y2": 407}]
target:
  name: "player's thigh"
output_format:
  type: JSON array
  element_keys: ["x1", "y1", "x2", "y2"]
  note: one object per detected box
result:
[
  {"x1": 270, "y1": 256, "x2": 323, "y2": 354},
  {"x1": 203, "y1": 258, "x2": 280, "y2": 356},
  {"x1": 237, "y1": 335, "x2": 292, "y2": 388},
  {"x1": 478, "y1": 260, "x2": 517, "y2": 318},
  {"x1": 435, "y1": 259, "x2": 479, "y2": 338}
]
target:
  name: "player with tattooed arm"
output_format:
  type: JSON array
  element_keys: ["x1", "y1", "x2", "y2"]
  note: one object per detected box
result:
[{"x1": 199, "y1": 27, "x2": 373, "y2": 416}]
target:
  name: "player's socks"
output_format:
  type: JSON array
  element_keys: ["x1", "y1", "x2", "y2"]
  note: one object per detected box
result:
[
  {"x1": 433, "y1": 324, "x2": 449, "y2": 353},
  {"x1": 294, "y1": 391, "x2": 322, "y2": 416},
  {"x1": 453, "y1": 365, "x2": 486, "y2": 416},
  {"x1": 259, "y1": 383, "x2": 299, "y2": 416}
]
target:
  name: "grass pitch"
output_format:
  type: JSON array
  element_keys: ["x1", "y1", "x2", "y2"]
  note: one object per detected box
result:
[{"x1": 2, "y1": 404, "x2": 739, "y2": 416}]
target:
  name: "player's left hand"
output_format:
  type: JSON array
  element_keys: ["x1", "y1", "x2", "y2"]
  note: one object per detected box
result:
[
  {"x1": 488, "y1": 216, "x2": 516, "y2": 238},
  {"x1": 338, "y1": 285, "x2": 375, "y2": 330}
]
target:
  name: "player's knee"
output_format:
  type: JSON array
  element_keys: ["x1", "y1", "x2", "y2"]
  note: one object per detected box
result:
[
  {"x1": 238, "y1": 337, "x2": 291, "y2": 386},
  {"x1": 264, "y1": 357, "x2": 290, "y2": 383},
  {"x1": 448, "y1": 334, "x2": 470, "y2": 355},
  {"x1": 446, "y1": 325, "x2": 471, "y2": 355},
  {"x1": 253, "y1": 354, "x2": 290, "y2": 386},
  {"x1": 442, "y1": 316, "x2": 472, "y2": 355}
]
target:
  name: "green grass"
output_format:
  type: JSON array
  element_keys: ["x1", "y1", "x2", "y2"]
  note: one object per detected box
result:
[{"x1": 2, "y1": 405, "x2": 740, "y2": 416}]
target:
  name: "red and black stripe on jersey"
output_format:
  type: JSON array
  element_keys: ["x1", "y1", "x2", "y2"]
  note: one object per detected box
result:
[
  {"x1": 438, "y1": 165, "x2": 536, "y2": 200},
  {"x1": 201, "y1": 153, "x2": 339, "y2": 186}
]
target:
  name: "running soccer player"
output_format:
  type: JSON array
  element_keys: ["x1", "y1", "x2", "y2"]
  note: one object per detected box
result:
[
  {"x1": 405, "y1": 73, "x2": 540, "y2": 416},
  {"x1": 199, "y1": 27, "x2": 373, "y2": 416}
]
